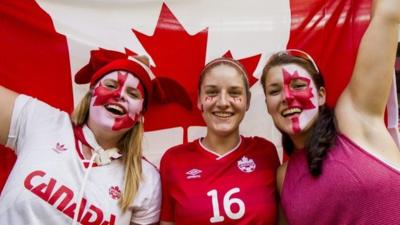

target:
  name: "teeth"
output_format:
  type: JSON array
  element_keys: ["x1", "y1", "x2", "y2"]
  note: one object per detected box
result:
[
  {"x1": 105, "y1": 104, "x2": 125, "y2": 115},
  {"x1": 282, "y1": 108, "x2": 301, "y2": 117},
  {"x1": 214, "y1": 112, "x2": 233, "y2": 118}
]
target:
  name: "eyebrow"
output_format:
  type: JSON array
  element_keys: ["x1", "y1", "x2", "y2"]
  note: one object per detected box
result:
[
  {"x1": 102, "y1": 78, "x2": 117, "y2": 82},
  {"x1": 266, "y1": 83, "x2": 281, "y2": 88}
]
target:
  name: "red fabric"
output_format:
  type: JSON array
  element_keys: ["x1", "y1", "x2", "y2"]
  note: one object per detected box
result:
[
  {"x1": 0, "y1": 0, "x2": 374, "y2": 193},
  {"x1": 288, "y1": 0, "x2": 371, "y2": 107},
  {"x1": 160, "y1": 137, "x2": 280, "y2": 224},
  {"x1": 282, "y1": 134, "x2": 400, "y2": 224},
  {"x1": 136, "y1": 4, "x2": 261, "y2": 142},
  {"x1": 0, "y1": 1, "x2": 72, "y2": 191}
]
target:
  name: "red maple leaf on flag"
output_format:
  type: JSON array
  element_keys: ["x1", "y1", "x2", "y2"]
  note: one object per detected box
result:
[{"x1": 130, "y1": 3, "x2": 261, "y2": 142}]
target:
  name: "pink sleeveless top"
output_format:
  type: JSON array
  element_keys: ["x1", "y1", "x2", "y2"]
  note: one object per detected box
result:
[{"x1": 281, "y1": 134, "x2": 400, "y2": 225}]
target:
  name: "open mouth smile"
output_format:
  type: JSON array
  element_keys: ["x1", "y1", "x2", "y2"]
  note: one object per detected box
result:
[
  {"x1": 213, "y1": 111, "x2": 234, "y2": 118},
  {"x1": 281, "y1": 108, "x2": 302, "y2": 117},
  {"x1": 105, "y1": 104, "x2": 126, "y2": 116}
]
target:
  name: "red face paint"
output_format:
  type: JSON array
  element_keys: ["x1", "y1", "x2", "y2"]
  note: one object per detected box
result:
[
  {"x1": 233, "y1": 97, "x2": 242, "y2": 103},
  {"x1": 93, "y1": 72, "x2": 128, "y2": 106},
  {"x1": 282, "y1": 68, "x2": 316, "y2": 133},
  {"x1": 205, "y1": 96, "x2": 214, "y2": 102},
  {"x1": 89, "y1": 71, "x2": 144, "y2": 131},
  {"x1": 283, "y1": 68, "x2": 315, "y2": 109},
  {"x1": 113, "y1": 114, "x2": 138, "y2": 130}
]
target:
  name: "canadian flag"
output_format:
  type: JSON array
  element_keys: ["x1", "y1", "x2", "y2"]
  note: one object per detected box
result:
[{"x1": 0, "y1": 0, "x2": 398, "y2": 191}]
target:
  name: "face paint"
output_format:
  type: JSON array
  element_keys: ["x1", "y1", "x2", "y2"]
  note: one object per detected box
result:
[
  {"x1": 89, "y1": 71, "x2": 144, "y2": 131},
  {"x1": 282, "y1": 67, "x2": 318, "y2": 133},
  {"x1": 205, "y1": 96, "x2": 214, "y2": 102},
  {"x1": 198, "y1": 64, "x2": 248, "y2": 137},
  {"x1": 233, "y1": 97, "x2": 242, "y2": 103}
]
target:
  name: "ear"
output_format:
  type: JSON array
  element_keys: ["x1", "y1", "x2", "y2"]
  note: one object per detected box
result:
[
  {"x1": 317, "y1": 87, "x2": 326, "y2": 106},
  {"x1": 265, "y1": 97, "x2": 271, "y2": 113},
  {"x1": 141, "y1": 115, "x2": 145, "y2": 124},
  {"x1": 197, "y1": 96, "x2": 203, "y2": 111},
  {"x1": 246, "y1": 91, "x2": 251, "y2": 111}
]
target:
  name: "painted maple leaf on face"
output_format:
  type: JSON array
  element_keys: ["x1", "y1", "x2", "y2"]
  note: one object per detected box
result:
[{"x1": 131, "y1": 3, "x2": 261, "y2": 142}]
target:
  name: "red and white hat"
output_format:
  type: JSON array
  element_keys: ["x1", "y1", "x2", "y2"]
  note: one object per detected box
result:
[
  {"x1": 75, "y1": 48, "x2": 192, "y2": 112},
  {"x1": 75, "y1": 48, "x2": 154, "y2": 110}
]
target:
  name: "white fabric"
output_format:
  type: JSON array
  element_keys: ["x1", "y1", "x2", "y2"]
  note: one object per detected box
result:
[
  {"x1": 81, "y1": 125, "x2": 122, "y2": 166},
  {"x1": 0, "y1": 95, "x2": 161, "y2": 225}
]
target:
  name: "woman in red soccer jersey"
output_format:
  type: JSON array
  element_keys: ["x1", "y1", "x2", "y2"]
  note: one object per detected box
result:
[
  {"x1": 160, "y1": 57, "x2": 280, "y2": 225},
  {"x1": 0, "y1": 49, "x2": 164, "y2": 225},
  {"x1": 261, "y1": 0, "x2": 400, "y2": 224}
]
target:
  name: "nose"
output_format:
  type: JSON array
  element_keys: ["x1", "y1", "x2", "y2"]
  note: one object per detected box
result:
[
  {"x1": 283, "y1": 85, "x2": 294, "y2": 104},
  {"x1": 216, "y1": 92, "x2": 229, "y2": 108},
  {"x1": 112, "y1": 87, "x2": 125, "y2": 100}
]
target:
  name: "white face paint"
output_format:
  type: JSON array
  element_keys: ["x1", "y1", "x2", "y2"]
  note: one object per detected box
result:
[
  {"x1": 265, "y1": 64, "x2": 320, "y2": 135},
  {"x1": 282, "y1": 65, "x2": 319, "y2": 133},
  {"x1": 88, "y1": 71, "x2": 144, "y2": 132}
]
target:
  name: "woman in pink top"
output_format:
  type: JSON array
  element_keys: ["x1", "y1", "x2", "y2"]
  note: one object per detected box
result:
[{"x1": 261, "y1": 0, "x2": 400, "y2": 224}]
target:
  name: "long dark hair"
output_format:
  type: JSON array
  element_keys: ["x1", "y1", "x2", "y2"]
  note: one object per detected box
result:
[{"x1": 261, "y1": 51, "x2": 337, "y2": 176}]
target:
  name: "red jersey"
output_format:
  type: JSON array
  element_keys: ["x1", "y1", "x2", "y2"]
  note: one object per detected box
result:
[{"x1": 160, "y1": 136, "x2": 279, "y2": 225}]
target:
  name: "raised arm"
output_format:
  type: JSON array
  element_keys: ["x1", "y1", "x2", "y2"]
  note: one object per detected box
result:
[
  {"x1": 336, "y1": 0, "x2": 400, "y2": 134},
  {"x1": 0, "y1": 86, "x2": 18, "y2": 145}
]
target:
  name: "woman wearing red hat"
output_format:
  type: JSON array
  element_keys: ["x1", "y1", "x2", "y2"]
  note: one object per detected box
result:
[{"x1": 0, "y1": 49, "x2": 184, "y2": 225}]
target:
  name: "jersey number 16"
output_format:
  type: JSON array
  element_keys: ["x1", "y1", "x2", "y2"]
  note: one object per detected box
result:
[{"x1": 207, "y1": 187, "x2": 246, "y2": 223}]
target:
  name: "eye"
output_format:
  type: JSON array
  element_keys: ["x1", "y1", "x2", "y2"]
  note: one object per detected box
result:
[
  {"x1": 205, "y1": 89, "x2": 218, "y2": 96},
  {"x1": 126, "y1": 89, "x2": 142, "y2": 99},
  {"x1": 266, "y1": 85, "x2": 281, "y2": 96},
  {"x1": 268, "y1": 89, "x2": 280, "y2": 96},
  {"x1": 102, "y1": 79, "x2": 118, "y2": 89},
  {"x1": 229, "y1": 90, "x2": 243, "y2": 97},
  {"x1": 291, "y1": 79, "x2": 308, "y2": 90}
]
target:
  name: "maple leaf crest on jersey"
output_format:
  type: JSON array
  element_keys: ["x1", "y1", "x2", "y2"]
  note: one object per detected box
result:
[
  {"x1": 109, "y1": 186, "x2": 122, "y2": 200},
  {"x1": 237, "y1": 156, "x2": 256, "y2": 173}
]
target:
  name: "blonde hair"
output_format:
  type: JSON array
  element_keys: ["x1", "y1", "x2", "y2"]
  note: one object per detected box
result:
[{"x1": 71, "y1": 91, "x2": 143, "y2": 211}]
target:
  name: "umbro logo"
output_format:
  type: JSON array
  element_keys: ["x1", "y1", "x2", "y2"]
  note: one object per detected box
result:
[{"x1": 186, "y1": 168, "x2": 202, "y2": 179}]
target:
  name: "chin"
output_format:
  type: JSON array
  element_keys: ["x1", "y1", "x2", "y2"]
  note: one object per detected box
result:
[{"x1": 215, "y1": 128, "x2": 238, "y2": 137}]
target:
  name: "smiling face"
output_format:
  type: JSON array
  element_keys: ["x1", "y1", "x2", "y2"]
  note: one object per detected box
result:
[
  {"x1": 264, "y1": 63, "x2": 325, "y2": 136},
  {"x1": 88, "y1": 71, "x2": 144, "y2": 133},
  {"x1": 197, "y1": 64, "x2": 249, "y2": 137}
]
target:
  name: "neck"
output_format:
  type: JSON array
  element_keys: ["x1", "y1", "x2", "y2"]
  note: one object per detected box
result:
[
  {"x1": 290, "y1": 130, "x2": 309, "y2": 151},
  {"x1": 203, "y1": 130, "x2": 241, "y2": 155},
  {"x1": 86, "y1": 123, "x2": 124, "y2": 149}
]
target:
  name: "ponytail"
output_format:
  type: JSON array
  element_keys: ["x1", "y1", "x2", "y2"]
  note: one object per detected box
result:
[{"x1": 305, "y1": 106, "x2": 336, "y2": 176}]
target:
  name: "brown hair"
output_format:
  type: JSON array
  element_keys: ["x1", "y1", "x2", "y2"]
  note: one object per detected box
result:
[
  {"x1": 198, "y1": 57, "x2": 251, "y2": 102},
  {"x1": 261, "y1": 51, "x2": 336, "y2": 176},
  {"x1": 71, "y1": 91, "x2": 143, "y2": 211}
]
